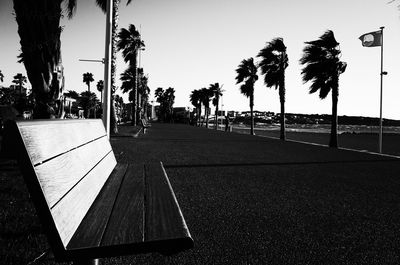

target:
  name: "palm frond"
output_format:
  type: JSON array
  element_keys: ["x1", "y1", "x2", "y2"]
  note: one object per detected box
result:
[
  {"x1": 258, "y1": 38, "x2": 288, "y2": 89},
  {"x1": 305, "y1": 30, "x2": 339, "y2": 49},
  {"x1": 96, "y1": 0, "x2": 134, "y2": 13},
  {"x1": 95, "y1": 0, "x2": 107, "y2": 13},
  {"x1": 64, "y1": 0, "x2": 77, "y2": 19},
  {"x1": 300, "y1": 29, "x2": 346, "y2": 101},
  {"x1": 235, "y1": 58, "x2": 257, "y2": 84},
  {"x1": 239, "y1": 79, "x2": 254, "y2": 98}
]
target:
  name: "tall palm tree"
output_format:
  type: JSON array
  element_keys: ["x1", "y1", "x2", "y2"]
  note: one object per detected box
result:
[
  {"x1": 300, "y1": 30, "x2": 347, "y2": 148},
  {"x1": 136, "y1": 68, "x2": 144, "y2": 121},
  {"x1": 12, "y1": 73, "x2": 27, "y2": 96},
  {"x1": 96, "y1": 80, "x2": 104, "y2": 104},
  {"x1": 12, "y1": 0, "x2": 132, "y2": 119},
  {"x1": 189, "y1": 89, "x2": 202, "y2": 126},
  {"x1": 199, "y1": 87, "x2": 213, "y2": 128},
  {"x1": 235, "y1": 58, "x2": 258, "y2": 135},
  {"x1": 209, "y1": 83, "x2": 224, "y2": 130},
  {"x1": 137, "y1": 69, "x2": 150, "y2": 119},
  {"x1": 13, "y1": 0, "x2": 69, "y2": 118},
  {"x1": 258, "y1": 38, "x2": 289, "y2": 140},
  {"x1": 83, "y1": 72, "x2": 94, "y2": 92},
  {"x1": 117, "y1": 24, "x2": 145, "y2": 125}
]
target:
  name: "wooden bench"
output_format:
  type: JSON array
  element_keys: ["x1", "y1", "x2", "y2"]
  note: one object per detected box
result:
[{"x1": 2, "y1": 119, "x2": 193, "y2": 263}]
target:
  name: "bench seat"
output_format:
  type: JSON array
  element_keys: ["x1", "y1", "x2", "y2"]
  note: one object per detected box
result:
[
  {"x1": 2, "y1": 119, "x2": 193, "y2": 262},
  {"x1": 66, "y1": 162, "x2": 192, "y2": 260}
]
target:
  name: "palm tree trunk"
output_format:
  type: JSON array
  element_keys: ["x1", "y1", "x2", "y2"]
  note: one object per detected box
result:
[
  {"x1": 215, "y1": 103, "x2": 219, "y2": 130},
  {"x1": 250, "y1": 94, "x2": 254, "y2": 135},
  {"x1": 136, "y1": 88, "x2": 141, "y2": 124},
  {"x1": 14, "y1": 0, "x2": 62, "y2": 119},
  {"x1": 131, "y1": 88, "x2": 137, "y2": 125},
  {"x1": 110, "y1": 0, "x2": 121, "y2": 134},
  {"x1": 200, "y1": 105, "x2": 204, "y2": 127},
  {"x1": 279, "y1": 77, "x2": 286, "y2": 141},
  {"x1": 329, "y1": 86, "x2": 339, "y2": 148},
  {"x1": 197, "y1": 106, "x2": 201, "y2": 126},
  {"x1": 206, "y1": 107, "x2": 209, "y2": 128}
]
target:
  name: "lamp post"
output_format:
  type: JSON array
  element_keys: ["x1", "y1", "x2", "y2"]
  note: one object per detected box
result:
[{"x1": 102, "y1": 0, "x2": 113, "y2": 139}]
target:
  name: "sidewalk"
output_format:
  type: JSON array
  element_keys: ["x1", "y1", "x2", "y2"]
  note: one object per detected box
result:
[
  {"x1": 1, "y1": 122, "x2": 399, "y2": 264},
  {"x1": 110, "y1": 123, "x2": 400, "y2": 264}
]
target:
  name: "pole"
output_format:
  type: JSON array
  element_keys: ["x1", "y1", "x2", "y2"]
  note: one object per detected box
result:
[
  {"x1": 378, "y1": 26, "x2": 384, "y2": 153},
  {"x1": 102, "y1": 0, "x2": 113, "y2": 139}
]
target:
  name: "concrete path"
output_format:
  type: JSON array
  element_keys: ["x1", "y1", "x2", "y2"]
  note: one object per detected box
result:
[{"x1": 109, "y1": 123, "x2": 400, "y2": 265}]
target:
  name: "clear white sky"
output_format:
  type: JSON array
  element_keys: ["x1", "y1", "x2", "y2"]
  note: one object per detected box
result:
[{"x1": 1, "y1": 0, "x2": 400, "y2": 119}]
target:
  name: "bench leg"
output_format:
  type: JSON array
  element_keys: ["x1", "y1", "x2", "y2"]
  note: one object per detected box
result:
[{"x1": 72, "y1": 259, "x2": 100, "y2": 265}]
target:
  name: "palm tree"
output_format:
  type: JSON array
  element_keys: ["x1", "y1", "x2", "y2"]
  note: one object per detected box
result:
[
  {"x1": 13, "y1": 0, "x2": 69, "y2": 118},
  {"x1": 235, "y1": 58, "x2": 258, "y2": 135},
  {"x1": 199, "y1": 87, "x2": 213, "y2": 128},
  {"x1": 257, "y1": 38, "x2": 289, "y2": 140},
  {"x1": 96, "y1": 80, "x2": 104, "y2": 104},
  {"x1": 79, "y1": 91, "x2": 99, "y2": 118},
  {"x1": 0, "y1": 70, "x2": 4, "y2": 83},
  {"x1": 13, "y1": 0, "x2": 131, "y2": 120},
  {"x1": 117, "y1": 24, "x2": 145, "y2": 125},
  {"x1": 12, "y1": 73, "x2": 27, "y2": 96},
  {"x1": 300, "y1": 30, "x2": 347, "y2": 148},
  {"x1": 137, "y1": 69, "x2": 150, "y2": 119},
  {"x1": 83, "y1": 72, "x2": 94, "y2": 92},
  {"x1": 96, "y1": 0, "x2": 134, "y2": 133},
  {"x1": 155, "y1": 87, "x2": 175, "y2": 122},
  {"x1": 120, "y1": 65, "x2": 136, "y2": 123},
  {"x1": 209, "y1": 83, "x2": 224, "y2": 130},
  {"x1": 189, "y1": 89, "x2": 202, "y2": 126}
]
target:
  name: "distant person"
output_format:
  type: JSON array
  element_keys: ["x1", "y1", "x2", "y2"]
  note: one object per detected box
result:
[{"x1": 225, "y1": 115, "x2": 229, "y2": 132}]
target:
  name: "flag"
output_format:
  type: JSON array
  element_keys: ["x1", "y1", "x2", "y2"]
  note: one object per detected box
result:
[{"x1": 359, "y1": 30, "x2": 382, "y2": 47}]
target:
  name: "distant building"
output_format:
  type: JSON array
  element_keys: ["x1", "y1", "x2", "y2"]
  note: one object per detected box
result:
[{"x1": 217, "y1": 110, "x2": 226, "y2": 116}]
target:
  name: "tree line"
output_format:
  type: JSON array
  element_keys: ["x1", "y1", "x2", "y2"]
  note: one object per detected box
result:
[
  {"x1": 234, "y1": 30, "x2": 346, "y2": 148},
  {"x1": 189, "y1": 83, "x2": 224, "y2": 129}
]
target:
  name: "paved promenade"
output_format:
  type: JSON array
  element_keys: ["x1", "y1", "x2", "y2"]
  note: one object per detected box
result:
[
  {"x1": 110, "y1": 123, "x2": 400, "y2": 265},
  {"x1": 2, "y1": 122, "x2": 400, "y2": 264}
]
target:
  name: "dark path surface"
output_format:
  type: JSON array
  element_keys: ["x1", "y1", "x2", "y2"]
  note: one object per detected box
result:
[
  {"x1": 109, "y1": 123, "x2": 400, "y2": 265},
  {"x1": 2, "y1": 122, "x2": 400, "y2": 264}
]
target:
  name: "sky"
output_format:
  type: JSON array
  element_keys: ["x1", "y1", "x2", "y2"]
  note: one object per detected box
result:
[{"x1": 1, "y1": 0, "x2": 400, "y2": 119}]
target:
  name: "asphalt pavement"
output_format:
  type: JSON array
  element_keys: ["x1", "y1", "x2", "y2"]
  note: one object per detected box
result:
[{"x1": 107, "y1": 123, "x2": 400, "y2": 265}]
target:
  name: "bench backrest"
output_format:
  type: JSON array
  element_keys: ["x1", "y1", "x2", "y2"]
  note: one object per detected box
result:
[{"x1": 3, "y1": 119, "x2": 116, "y2": 253}]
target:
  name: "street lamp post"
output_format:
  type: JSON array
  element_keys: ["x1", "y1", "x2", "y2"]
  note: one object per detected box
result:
[{"x1": 103, "y1": 0, "x2": 113, "y2": 139}]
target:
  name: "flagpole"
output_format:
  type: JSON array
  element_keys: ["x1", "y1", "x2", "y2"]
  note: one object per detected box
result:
[{"x1": 378, "y1": 26, "x2": 385, "y2": 153}]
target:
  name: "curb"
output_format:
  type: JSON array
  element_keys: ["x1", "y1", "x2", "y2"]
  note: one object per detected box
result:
[{"x1": 247, "y1": 132, "x2": 400, "y2": 160}]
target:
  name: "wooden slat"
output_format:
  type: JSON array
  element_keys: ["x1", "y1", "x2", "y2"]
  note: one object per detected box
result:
[
  {"x1": 35, "y1": 136, "x2": 113, "y2": 207},
  {"x1": 2, "y1": 120, "x2": 67, "y2": 257},
  {"x1": 17, "y1": 119, "x2": 106, "y2": 165},
  {"x1": 67, "y1": 163, "x2": 128, "y2": 250},
  {"x1": 144, "y1": 162, "x2": 192, "y2": 242},
  {"x1": 51, "y1": 152, "x2": 117, "y2": 247},
  {"x1": 101, "y1": 163, "x2": 144, "y2": 246}
]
